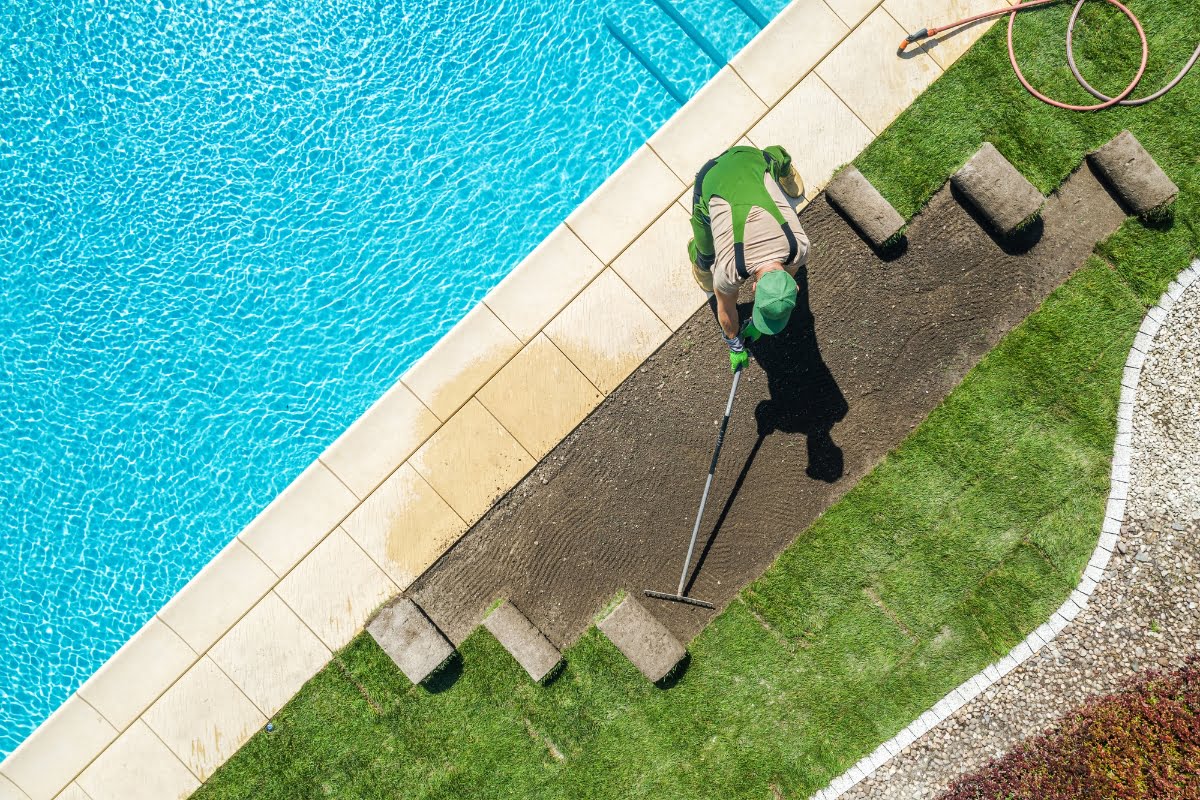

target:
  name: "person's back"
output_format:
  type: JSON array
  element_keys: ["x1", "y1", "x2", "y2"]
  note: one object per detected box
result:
[{"x1": 687, "y1": 145, "x2": 810, "y2": 373}]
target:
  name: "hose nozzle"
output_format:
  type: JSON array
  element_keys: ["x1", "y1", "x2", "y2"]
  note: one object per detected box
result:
[{"x1": 898, "y1": 28, "x2": 929, "y2": 54}]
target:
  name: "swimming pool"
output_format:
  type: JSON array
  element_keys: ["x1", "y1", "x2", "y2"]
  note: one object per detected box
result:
[{"x1": 0, "y1": 0, "x2": 786, "y2": 754}]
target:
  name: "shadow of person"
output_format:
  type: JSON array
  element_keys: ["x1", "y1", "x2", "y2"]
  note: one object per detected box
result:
[
  {"x1": 744, "y1": 265, "x2": 848, "y2": 483},
  {"x1": 683, "y1": 266, "x2": 847, "y2": 595}
]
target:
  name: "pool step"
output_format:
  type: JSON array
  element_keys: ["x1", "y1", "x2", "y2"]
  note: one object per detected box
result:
[
  {"x1": 597, "y1": 596, "x2": 686, "y2": 683},
  {"x1": 483, "y1": 601, "x2": 562, "y2": 683},
  {"x1": 603, "y1": 17, "x2": 687, "y2": 106},
  {"x1": 368, "y1": 598, "x2": 455, "y2": 685}
]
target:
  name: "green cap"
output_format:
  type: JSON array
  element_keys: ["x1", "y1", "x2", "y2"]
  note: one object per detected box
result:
[{"x1": 751, "y1": 270, "x2": 797, "y2": 335}]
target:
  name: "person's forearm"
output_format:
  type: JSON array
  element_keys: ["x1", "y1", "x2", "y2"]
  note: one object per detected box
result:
[{"x1": 715, "y1": 292, "x2": 740, "y2": 340}]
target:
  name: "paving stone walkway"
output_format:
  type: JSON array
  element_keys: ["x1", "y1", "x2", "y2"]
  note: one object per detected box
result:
[{"x1": 846, "y1": 271, "x2": 1200, "y2": 800}]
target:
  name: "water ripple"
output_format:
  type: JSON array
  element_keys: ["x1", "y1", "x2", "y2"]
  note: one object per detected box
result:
[{"x1": 0, "y1": 0, "x2": 787, "y2": 753}]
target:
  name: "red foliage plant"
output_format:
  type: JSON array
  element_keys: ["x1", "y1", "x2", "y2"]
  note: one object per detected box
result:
[{"x1": 939, "y1": 657, "x2": 1200, "y2": 800}]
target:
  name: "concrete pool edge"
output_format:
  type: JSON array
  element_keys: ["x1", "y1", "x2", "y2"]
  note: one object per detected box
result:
[{"x1": 0, "y1": 1, "x2": 1009, "y2": 796}]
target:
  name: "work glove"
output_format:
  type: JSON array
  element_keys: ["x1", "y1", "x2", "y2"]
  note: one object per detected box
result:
[
  {"x1": 740, "y1": 320, "x2": 763, "y2": 343},
  {"x1": 723, "y1": 333, "x2": 749, "y2": 373}
]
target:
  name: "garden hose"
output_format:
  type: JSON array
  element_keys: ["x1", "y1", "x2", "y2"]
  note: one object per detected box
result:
[{"x1": 898, "y1": 0, "x2": 1200, "y2": 111}]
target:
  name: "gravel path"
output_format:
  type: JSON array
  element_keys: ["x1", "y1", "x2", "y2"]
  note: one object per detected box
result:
[{"x1": 843, "y1": 267, "x2": 1200, "y2": 800}]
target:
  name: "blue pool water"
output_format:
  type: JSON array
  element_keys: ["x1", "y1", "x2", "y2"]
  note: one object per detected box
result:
[{"x1": 0, "y1": 0, "x2": 788, "y2": 753}]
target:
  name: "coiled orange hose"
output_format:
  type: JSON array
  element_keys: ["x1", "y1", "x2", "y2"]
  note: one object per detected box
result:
[{"x1": 898, "y1": 0, "x2": 1199, "y2": 111}]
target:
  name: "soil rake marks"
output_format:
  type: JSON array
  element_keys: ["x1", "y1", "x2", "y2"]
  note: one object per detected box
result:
[
  {"x1": 644, "y1": 368, "x2": 743, "y2": 612},
  {"x1": 399, "y1": 130, "x2": 1164, "y2": 690}
]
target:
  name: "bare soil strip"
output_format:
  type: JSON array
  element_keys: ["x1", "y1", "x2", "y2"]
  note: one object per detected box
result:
[{"x1": 410, "y1": 165, "x2": 1127, "y2": 648}]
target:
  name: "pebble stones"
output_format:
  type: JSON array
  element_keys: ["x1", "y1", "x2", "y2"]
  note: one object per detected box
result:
[
  {"x1": 824, "y1": 165, "x2": 906, "y2": 250},
  {"x1": 482, "y1": 600, "x2": 562, "y2": 683},
  {"x1": 367, "y1": 597, "x2": 455, "y2": 685},
  {"x1": 597, "y1": 596, "x2": 686, "y2": 683},
  {"x1": 950, "y1": 143, "x2": 1045, "y2": 236},
  {"x1": 1087, "y1": 130, "x2": 1179, "y2": 218}
]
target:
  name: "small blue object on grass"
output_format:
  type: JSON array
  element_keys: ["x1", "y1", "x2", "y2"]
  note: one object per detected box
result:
[{"x1": 266, "y1": 722, "x2": 274, "y2": 733}]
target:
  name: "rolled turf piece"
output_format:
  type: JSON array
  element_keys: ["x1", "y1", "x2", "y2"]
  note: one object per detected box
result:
[
  {"x1": 825, "y1": 165, "x2": 906, "y2": 249},
  {"x1": 951, "y1": 142, "x2": 1045, "y2": 236},
  {"x1": 597, "y1": 595, "x2": 685, "y2": 683},
  {"x1": 368, "y1": 597, "x2": 456, "y2": 685},
  {"x1": 483, "y1": 600, "x2": 562, "y2": 683},
  {"x1": 1088, "y1": 129, "x2": 1179, "y2": 218}
]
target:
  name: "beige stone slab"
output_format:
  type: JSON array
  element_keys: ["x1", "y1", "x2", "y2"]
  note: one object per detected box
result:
[
  {"x1": 76, "y1": 721, "x2": 198, "y2": 800},
  {"x1": 825, "y1": 0, "x2": 882, "y2": 26},
  {"x1": 342, "y1": 463, "x2": 467, "y2": 590},
  {"x1": 648, "y1": 67, "x2": 767, "y2": 183},
  {"x1": 566, "y1": 144, "x2": 685, "y2": 265},
  {"x1": 816, "y1": 7, "x2": 942, "y2": 134},
  {"x1": 276, "y1": 528, "x2": 398, "y2": 650},
  {"x1": 401, "y1": 304, "x2": 523, "y2": 422},
  {"x1": 49, "y1": 785, "x2": 87, "y2": 800},
  {"x1": 0, "y1": 775, "x2": 30, "y2": 800},
  {"x1": 884, "y1": 0, "x2": 1012, "y2": 69},
  {"x1": 477, "y1": 333, "x2": 603, "y2": 459},
  {"x1": 208, "y1": 592, "x2": 331, "y2": 717},
  {"x1": 142, "y1": 657, "x2": 264, "y2": 782},
  {"x1": 409, "y1": 398, "x2": 535, "y2": 525},
  {"x1": 238, "y1": 459, "x2": 358, "y2": 577},
  {"x1": 757, "y1": 71, "x2": 877, "y2": 194},
  {"x1": 611, "y1": 204, "x2": 709, "y2": 331},
  {"x1": 731, "y1": 0, "x2": 850, "y2": 107},
  {"x1": 544, "y1": 269, "x2": 672, "y2": 395},
  {"x1": 77, "y1": 617, "x2": 197, "y2": 733},
  {"x1": 319, "y1": 381, "x2": 440, "y2": 499},
  {"x1": 157, "y1": 538, "x2": 276, "y2": 654},
  {"x1": 483, "y1": 225, "x2": 605, "y2": 344},
  {"x1": 0, "y1": 696, "x2": 116, "y2": 800}
]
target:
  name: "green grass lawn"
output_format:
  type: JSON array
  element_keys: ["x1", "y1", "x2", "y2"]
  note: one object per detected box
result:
[{"x1": 195, "y1": 4, "x2": 1199, "y2": 798}]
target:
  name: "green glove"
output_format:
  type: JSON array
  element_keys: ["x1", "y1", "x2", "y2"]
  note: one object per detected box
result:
[
  {"x1": 741, "y1": 320, "x2": 763, "y2": 343},
  {"x1": 729, "y1": 349, "x2": 749, "y2": 373}
]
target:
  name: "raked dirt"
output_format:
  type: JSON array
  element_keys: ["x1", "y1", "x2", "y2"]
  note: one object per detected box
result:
[{"x1": 410, "y1": 164, "x2": 1128, "y2": 649}]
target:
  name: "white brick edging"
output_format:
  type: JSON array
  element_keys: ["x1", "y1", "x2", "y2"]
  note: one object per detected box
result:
[{"x1": 808, "y1": 259, "x2": 1200, "y2": 800}]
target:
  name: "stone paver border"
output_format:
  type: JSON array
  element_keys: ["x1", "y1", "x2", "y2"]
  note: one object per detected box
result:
[
  {"x1": 806, "y1": 259, "x2": 1200, "y2": 800},
  {"x1": 0, "y1": 3, "x2": 1015, "y2": 797}
]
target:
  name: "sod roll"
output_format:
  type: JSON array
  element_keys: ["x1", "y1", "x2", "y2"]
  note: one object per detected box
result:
[
  {"x1": 825, "y1": 165, "x2": 906, "y2": 249},
  {"x1": 951, "y1": 142, "x2": 1045, "y2": 236},
  {"x1": 1088, "y1": 130, "x2": 1179, "y2": 217},
  {"x1": 368, "y1": 597, "x2": 456, "y2": 685},
  {"x1": 597, "y1": 596, "x2": 685, "y2": 683},
  {"x1": 483, "y1": 600, "x2": 562, "y2": 683}
]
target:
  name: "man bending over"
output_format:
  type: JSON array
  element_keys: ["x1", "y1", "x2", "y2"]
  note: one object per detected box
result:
[{"x1": 688, "y1": 145, "x2": 809, "y2": 372}]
